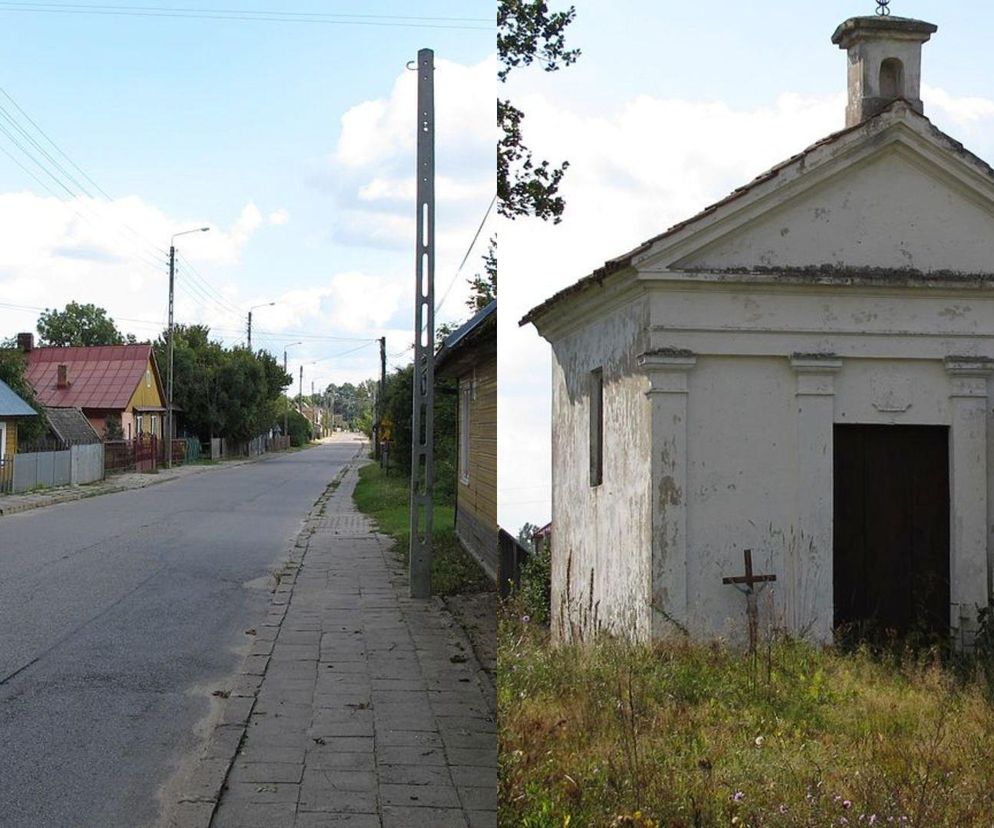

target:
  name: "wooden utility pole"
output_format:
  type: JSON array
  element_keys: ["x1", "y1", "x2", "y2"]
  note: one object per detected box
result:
[
  {"x1": 166, "y1": 244, "x2": 175, "y2": 469},
  {"x1": 409, "y1": 48, "x2": 435, "y2": 599}
]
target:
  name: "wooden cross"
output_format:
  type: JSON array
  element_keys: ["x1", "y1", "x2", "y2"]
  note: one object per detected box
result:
[{"x1": 722, "y1": 549, "x2": 776, "y2": 654}]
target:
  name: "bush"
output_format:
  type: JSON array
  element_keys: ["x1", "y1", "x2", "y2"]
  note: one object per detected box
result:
[{"x1": 516, "y1": 540, "x2": 552, "y2": 626}]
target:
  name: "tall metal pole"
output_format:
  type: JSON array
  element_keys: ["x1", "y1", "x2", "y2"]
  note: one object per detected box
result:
[
  {"x1": 299, "y1": 364, "x2": 303, "y2": 414},
  {"x1": 247, "y1": 310, "x2": 253, "y2": 351},
  {"x1": 166, "y1": 245, "x2": 176, "y2": 469},
  {"x1": 375, "y1": 335, "x2": 386, "y2": 459},
  {"x1": 409, "y1": 48, "x2": 435, "y2": 599}
]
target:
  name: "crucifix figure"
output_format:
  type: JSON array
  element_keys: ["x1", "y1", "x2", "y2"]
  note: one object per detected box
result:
[{"x1": 722, "y1": 549, "x2": 776, "y2": 653}]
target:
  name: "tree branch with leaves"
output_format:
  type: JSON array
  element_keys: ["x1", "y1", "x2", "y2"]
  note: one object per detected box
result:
[{"x1": 498, "y1": 0, "x2": 580, "y2": 224}]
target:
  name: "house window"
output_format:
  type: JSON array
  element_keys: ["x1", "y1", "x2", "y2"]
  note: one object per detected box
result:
[
  {"x1": 0, "y1": 421, "x2": 6, "y2": 462},
  {"x1": 150, "y1": 414, "x2": 158, "y2": 437},
  {"x1": 459, "y1": 380, "x2": 471, "y2": 484},
  {"x1": 590, "y1": 368, "x2": 604, "y2": 487},
  {"x1": 136, "y1": 414, "x2": 145, "y2": 434}
]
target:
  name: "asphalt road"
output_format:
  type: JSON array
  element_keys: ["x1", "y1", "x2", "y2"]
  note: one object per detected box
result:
[{"x1": 0, "y1": 439, "x2": 360, "y2": 828}]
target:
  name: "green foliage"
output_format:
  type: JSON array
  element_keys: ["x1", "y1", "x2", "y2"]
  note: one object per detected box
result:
[
  {"x1": 0, "y1": 348, "x2": 45, "y2": 442},
  {"x1": 37, "y1": 301, "x2": 126, "y2": 346},
  {"x1": 467, "y1": 235, "x2": 497, "y2": 312},
  {"x1": 103, "y1": 414, "x2": 124, "y2": 440},
  {"x1": 498, "y1": 1, "x2": 580, "y2": 223},
  {"x1": 515, "y1": 536, "x2": 552, "y2": 626},
  {"x1": 281, "y1": 405, "x2": 313, "y2": 447},
  {"x1": 353, "y1": 462, "x2": 493, "y2": 596},
  {"x1": 322, "y1": 379, "x2": 377, "y2": 430},
  {"x1": 499, "y1": 622, "x2": 994, "y2": 828},
  {"x1": 380, "y1": 363, "x2": 457, "y2": 503},
  {"x1": 152, "y1": 324, "x2": 292, "y2": 443}
]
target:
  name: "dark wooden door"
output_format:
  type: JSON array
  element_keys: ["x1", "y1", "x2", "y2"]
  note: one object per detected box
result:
[{"x1": 833, "y1": 425, "x2": 949, "y2": 640}]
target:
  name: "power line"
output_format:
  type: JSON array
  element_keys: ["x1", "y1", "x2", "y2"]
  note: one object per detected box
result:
[
  {"x1": 434, "y1": 192, "x2": 496, "y2": 316},
  {"x1": 0, "y1": 2, "x2": 493, "y2": 29}
]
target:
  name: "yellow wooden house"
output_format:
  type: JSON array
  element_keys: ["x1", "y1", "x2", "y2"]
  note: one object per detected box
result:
[{"x1": 436, "y1": 300, "x2": 497, "y2": 580}]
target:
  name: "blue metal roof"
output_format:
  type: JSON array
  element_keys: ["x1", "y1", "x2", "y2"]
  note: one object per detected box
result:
[
  {"x1": 0, "y1": 378, "x2": 36, "y2": 417},
  {"x1": 441, "y1": 299, "x2": 496, "y2": 350}
]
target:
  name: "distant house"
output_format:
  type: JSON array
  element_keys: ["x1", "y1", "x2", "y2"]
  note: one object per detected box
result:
[
  {"x1": 436, "y1": 299, "x2": 497, "y2": 580},
  {"x1": 19, "y1": 334, "x2": 166, "y2": 440},
  {"x1": 0, "y1": 377, "x2": 37, "y2": 468}
]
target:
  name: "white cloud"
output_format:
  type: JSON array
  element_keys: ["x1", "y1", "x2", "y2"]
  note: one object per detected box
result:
[{"x1": 268, "y1": 208, "x2": 290, "y2": 226}]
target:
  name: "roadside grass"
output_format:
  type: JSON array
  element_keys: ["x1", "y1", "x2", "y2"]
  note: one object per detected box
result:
[
  {"x1": 353, "y1": 462, "x2": 493, "y2": 596},
  {"x1": 498, "y1": 613, "x2": 994, "y2": 828}
]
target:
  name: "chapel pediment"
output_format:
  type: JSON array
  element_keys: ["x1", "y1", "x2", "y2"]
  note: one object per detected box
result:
[{"x1": 637, "y1": 105, "x2": 994, "y2": 277}]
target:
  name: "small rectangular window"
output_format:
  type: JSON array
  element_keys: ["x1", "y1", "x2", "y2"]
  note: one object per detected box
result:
[
  {"x1": 459, "y1": 381, "x2": 471, "y2": 484},
  {"x1": 590, "y1": 368, "x2": 603, "y2": 487}
]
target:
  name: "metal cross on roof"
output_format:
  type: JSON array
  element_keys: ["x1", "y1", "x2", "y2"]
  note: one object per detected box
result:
[{"x1": 876, "y1": 0, "x2": 891, "y2": 16}]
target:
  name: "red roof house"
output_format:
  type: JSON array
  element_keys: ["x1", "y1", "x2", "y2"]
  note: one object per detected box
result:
[{"x1": 21, "y1": 335, "x2": 166, "y2": 441}]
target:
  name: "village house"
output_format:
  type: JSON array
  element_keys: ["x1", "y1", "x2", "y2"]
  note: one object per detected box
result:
[
  {"x1": 436, "y1": 299, "x2": 497, "y2": 581},
  {"x1": 0, "y1": 377, "x2": 37, "y2": 480},
  {"x1": 524, "y1": 14, "x2": 994, "y2": 649},
  {"x1": 19, "y1": 334, "x2": 166, "y2": 441}
]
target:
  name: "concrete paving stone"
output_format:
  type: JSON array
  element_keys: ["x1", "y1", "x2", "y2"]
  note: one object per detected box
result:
[
  {"x1": 301, "y1": 767, "x2": 377, "y2": 792},
  {"x1": 174, "y1": 756, "x2": 230, "y2": 802},
  {"x1": 272, "y1": 644, "x2": 321, "y2": 660},
  {"x1": 314, "y1": 735, "x2": 374, "y2": 753},
  {"x1": 222, "y1": 781, "x2": 300, "y2": 804},
  {"x1": 242, "y1": 654, "x2": 271, "y2": 676},
  {"x1": 375, "y1": 745, "x2": 447, "y2": 766},
  {"x1": 380, "y1": 806, "x2": 468, "y2": 828},
  {"x1": 313, "y1": 689, "x2": 371, "y2": 707},
  {"x1": 466, "y1": 810, "x2": 497, "y2": 828},
  {"x1": 438, "y1": 729, "x2": 495, "y2": 750},
  {"x1": 294, "y1": 813, "x2": 381, "y2": 828},
  {"x1": 275, "y1": 630, "x2": 323, "y2": 645},
  {"x1": 457, "y1": 785, "x2": 497, "y2": 812},
  {"x1": 373, "y1": 729, "x2": 443, "y2": 748},
  {"x1": 252, "y1": 700, "x2": 313, "y2": 719},
  {"x1": 444, "y1": 748, "x2": 496, "y2": 768},
  {"x1": 230, "y1": 673, "x2": 266, "y2": 697},
  {"x1": 243, "y1": 722, "x2": 310, "y2": 747},
  {"x1": 219, "y1": 695, "x2": 256, "y2": 727},
  {"x1": 305, "y1": 749, "x2": 375, "y2": 772},
  {"x1": 162, "y1": 799, "x2": 216, "y2": 828},
  {"x1": 266, "y1": 660, "x2": 317, "y2": 679},
  {"x1": 376, "y1": 764, "x2": 452, "y2": 786},
  {"x1": 379, "y1": 783, "x2": 460, "y2": 809},
  {"x1": 371, "y1": 701, "x2": 433, "y2": 719},
  {"x1": 373, "y1": 714, "x2": 437, "y2": 733},
  {"x1": 308, "y1": 718, "x2": 373, "y2": 738},
  {"x1": 436, "y1": 716, "x2": 496, "y2": 734},
  {"x1": 449, "y1": 766, "x2": 496, "y2": 788},
  {"x1": 212, "y1": 801, "x2": 298, "y2": 828},
  {"x1": 237, "y1": 744, "x2": 307, "y2": 765},
  {"x1": 249, "y1": 639, "x2": 275, "y2": 657},
  {"x1": 256, "y1": 688, "x2": 314, "y2": 707},
  {"x1": 203, "y1": 724, "x2": 247, "y2": 760},
  {"x1": 227, "y1": 761, "x2": 304, "y2": 785},
  {"x1": 297, "y1": 785, "x2": 378, "y2": 814},
  {"x1": 321, "y1": 661, "x2": 368, "y2": 675}
]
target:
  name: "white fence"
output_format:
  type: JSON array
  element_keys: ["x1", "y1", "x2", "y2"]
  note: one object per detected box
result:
[{"x1": 10, "y1": 444, "x2": 104, "y2": 494}]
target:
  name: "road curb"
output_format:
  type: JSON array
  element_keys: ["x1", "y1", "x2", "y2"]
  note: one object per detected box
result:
[
  {"x1": 0, "y1": 443, "x2": 324, "y2": 519},
  {"x1": 160, "y1": 452, "x2": 357, "y2": 828}
]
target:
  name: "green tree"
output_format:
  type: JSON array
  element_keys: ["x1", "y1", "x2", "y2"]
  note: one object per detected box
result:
[
  {"x1": 37, "y1": 302, "x2": 126, "y2": 346},
  {"x1": 0, "y1": 348, "x2": 44, "y2": 442},
  {"x1": 466, "y1": 234, "x2": 497, "y2": 312},
  {"x1": 498, "y1": 1, "x2": 580, "y2": 223}
]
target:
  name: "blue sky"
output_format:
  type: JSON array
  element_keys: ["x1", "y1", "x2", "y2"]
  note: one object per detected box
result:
[
  {"x1": 0, "y1": 1, "x2": 494, "y2": 390},
  {"x1": 501, "y1": 1, "x2": 994, "y2": 531}
]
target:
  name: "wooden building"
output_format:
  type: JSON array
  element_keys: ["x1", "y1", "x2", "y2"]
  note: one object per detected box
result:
[{"x1": 436, "y1": 300, "x2": 497, "y2": 580}]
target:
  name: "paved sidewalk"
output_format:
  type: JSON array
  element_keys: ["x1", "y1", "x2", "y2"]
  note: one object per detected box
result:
[{"x1": 175, "y1": 457, "x2": 496, "y2": 828}]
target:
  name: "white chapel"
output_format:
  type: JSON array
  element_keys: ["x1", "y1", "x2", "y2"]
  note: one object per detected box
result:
[{"x1": 524, "y1": 13, "x2": 994, "y2": 648}]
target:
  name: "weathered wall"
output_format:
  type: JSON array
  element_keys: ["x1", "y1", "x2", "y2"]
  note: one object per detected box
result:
[
  {"x1": 646, "y1": 279, "x2": 994, "y2": 646},
  {"x1": 459, "y1": 356, "x2": 497, "y2": 535},
  {"x1": 549, "y1": 294, "x2": 651, "y2": 641}
]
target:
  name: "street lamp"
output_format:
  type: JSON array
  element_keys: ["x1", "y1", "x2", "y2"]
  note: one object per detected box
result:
[
  {"x1": 246, "y1": 301, "x2": 276, "y2": 351},
  {"x1": 166, "y1": 226, "x2": 210, "y2": 469}
]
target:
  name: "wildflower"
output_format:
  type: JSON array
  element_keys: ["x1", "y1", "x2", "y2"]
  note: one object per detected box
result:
[
  {"x1": 732, "y1": 791, "x2": 745, "y2": 802},
  {"x1": 779, "y1": 804, "x2": 788, "y2": 814},
  {"x1": 522, "y1": 615, "x2": 531, "y2": 624},
  {"x1": 843, "y1": 801, "x2": 852, "y2": 810},
  {"x1": 732, "y1": 818, "x2": 740, "y2": 826},
  {"x1": 869, "y1": 817, "x2": 877, "y2": 826},
  {"x1": 754, "y1": 735, "x2": 764, "y2": 747}
]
